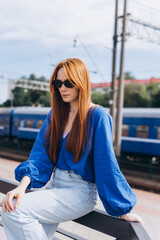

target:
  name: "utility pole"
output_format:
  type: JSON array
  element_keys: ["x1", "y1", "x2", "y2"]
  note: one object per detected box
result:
[
  {"x1": 115, "y1": 0, "x2": 127, "y2": 156},
  {"x1": 110, "y1": 0, "x2": 118, "y2": 145}
]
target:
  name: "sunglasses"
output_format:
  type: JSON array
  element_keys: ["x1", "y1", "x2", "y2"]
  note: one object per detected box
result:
[{"x1": 52, "y1": 79, "x2": 75, "y2": 88}]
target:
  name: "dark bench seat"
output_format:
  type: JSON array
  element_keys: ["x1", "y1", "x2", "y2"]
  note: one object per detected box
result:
[{"x1": 0, "y1": 178, "x2": 151, "y2": 240}]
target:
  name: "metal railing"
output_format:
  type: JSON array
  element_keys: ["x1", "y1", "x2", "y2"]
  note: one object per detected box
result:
[{"x1": 0, "y1": 178, "x2": 151, "y2": 240}]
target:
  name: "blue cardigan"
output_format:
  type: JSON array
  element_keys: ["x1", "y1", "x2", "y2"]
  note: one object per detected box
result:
[{"x1": 15, "y1": 106, "x2": 137, "y2": 217}]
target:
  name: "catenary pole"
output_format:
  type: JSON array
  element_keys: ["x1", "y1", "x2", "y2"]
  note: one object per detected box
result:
[
  {"x1": 110, "y1": 0, "x2": 118, "y2": 145},
  {"x1": 115, "y1": 0, "x2": 127, "y2": 156}
]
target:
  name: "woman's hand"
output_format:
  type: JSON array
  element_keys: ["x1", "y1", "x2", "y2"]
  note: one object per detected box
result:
[
  {"x1": 0, "y1": 176, "x2": 31, "y2": 213},
  {"x1": 120, "y1": 213, "x2": 144, "y2": 227},
  {"x1": 1, "y1": 186, "x2": 25, "y2": 213}
]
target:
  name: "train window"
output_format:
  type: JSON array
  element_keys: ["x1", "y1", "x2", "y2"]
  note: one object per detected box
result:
[
  {"x1": 122, "y1": 125, "x2": 129, "y2": 136},
  {"x1": 20, "y1": 119, "x2": 24, "y2": 127},
  {"x1": 26, "y1": 119, "x2": 33, "y2": 128},
  {"x1": 14, "y1": 119, "x2": 18, "y2": 128},
  {"x1": 0, "y1": 118, "x2": 3, "y2": 126},
  {"x1": 137, "y1": 125, "x2": 148, "y2": 138},
  {"x1": 5, "y1": 118, "x2": 9, "y2": 127},
  {"x1": 36, "y1": 120, "x2": 43, "y2": 129},
  {"x1": 157, "y1": 127, "x2": 160, "y2": 139}
]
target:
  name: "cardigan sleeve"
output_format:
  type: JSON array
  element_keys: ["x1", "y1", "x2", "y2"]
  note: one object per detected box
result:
[
  {"x1": 93, "y1": 107, "x2": 137, "y2": 217},
  {"x1": 15, "y1": 109, "x2": 54, "y2": 189}
]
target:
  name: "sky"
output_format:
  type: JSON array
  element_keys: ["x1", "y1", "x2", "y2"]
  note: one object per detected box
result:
[{"x1": 0, "y1": 0, "x2": 160, "y2": 104}]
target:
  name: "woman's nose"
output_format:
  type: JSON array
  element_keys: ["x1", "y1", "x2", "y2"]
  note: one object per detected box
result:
[{"x1": 60, "y1": 83, "x2": 67, "y2": 90}]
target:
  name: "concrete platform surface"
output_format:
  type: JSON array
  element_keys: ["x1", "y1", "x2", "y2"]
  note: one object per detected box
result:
[{"x1": 0, "y1": 157, "x2": 160, "y2": 240}]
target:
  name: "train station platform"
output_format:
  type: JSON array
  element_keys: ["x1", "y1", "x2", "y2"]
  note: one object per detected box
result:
[{"x1": 0, "y1": 157, "x2": 159, "y2": 240}]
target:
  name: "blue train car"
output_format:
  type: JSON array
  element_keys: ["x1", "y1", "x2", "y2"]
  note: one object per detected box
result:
[
  {"x1": 1, "y1": 106, "x2": 160, "y2": 158},
  {"x1": 12, "y1": 107, "x2": 51, "y2": 140},
  {"x1": 121, "y1": 108, "x2": 160, "y2": 157},
  {"x1": 0, "y1": 108, "x2": 13, "y2": 137}
]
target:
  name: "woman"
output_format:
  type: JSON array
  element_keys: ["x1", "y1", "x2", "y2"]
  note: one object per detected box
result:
[{"x1": 1, "y1": 58, "x2": 143, "y2": 240}]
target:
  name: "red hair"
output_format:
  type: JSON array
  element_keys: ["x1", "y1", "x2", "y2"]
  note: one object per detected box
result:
[{"x1": 46, "y1": 58, "x2": 92, "y2": 163}]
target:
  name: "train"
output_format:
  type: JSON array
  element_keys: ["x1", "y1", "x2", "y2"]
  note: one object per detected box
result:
[{"x1": 0, "y1": 107, "x2": 160, "y2": 161}]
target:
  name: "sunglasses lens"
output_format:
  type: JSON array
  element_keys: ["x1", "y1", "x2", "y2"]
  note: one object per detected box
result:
[
  {"x1": 64, "y1": 80, "x2": 74, "y2": 88},
  {"x1": 52, "y1": 79, "x2": 75, "y2": 88},
  {"x1": 52, "y1": 80, "x2": 62, "y2": 88}
]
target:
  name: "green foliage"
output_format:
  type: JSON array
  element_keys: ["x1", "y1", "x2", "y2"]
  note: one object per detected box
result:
[
  {"x1": 146, "y1": 82, "x2": 159, "y2": 95},
  {"x1": 117, "y1": 71, "x2": 135, "y2": 80},
  {"x1": 29, "y1": 74, "x2": 36, "y2": 80},
  {"x1": 36, "y1": 93, "x2": 51, "y2": 107},
  {"x1": 1, "y1": 74, "x2": 51, "y2": 107},
  {"x1": 124, "y1": 83, "x2": 150, "y2": 107},
  {"x1": 38, "y1": 76, "x2": 47, "y2": 82},
  {"x1": 12, "y1": 88, "x2": 22, "y2": 106},
  {"x1": 1, "y1": 100, "x2": 11, "y2": 107},
  {"x1": 152, "y1": 90, "x2": 160, "y2": 107},
  {"x1": 23, "y1": 92, "x2": 32, "y2": 106},
  {"x1": 91, "y1": 92, "x2": 103, "y2": 105},
  {"x1": 103, "y1": 91, "x2": 110, "y2": 107},
  {"x1": 124, "y1": 71, "x2": 135, "y2": 79},
  {"x1": 91, "y1": 91, "x2": 109, "y2": 107},
  {"x1": 29, "y1": 90, "x2": 42, "y2": 104},
  {"x1": 1, "y1": 72, "x2": 159, "y2": 108},
  {"x1": 146, "y1": 83, "x2": 160, "y2": 107},
  {"x1": 88, "y1": 82, "x2": 160, "y2": 108}
]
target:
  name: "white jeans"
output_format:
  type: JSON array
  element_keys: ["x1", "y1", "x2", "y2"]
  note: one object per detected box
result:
[{"x1": 1, "y1": 168, "x2": 98, "y2": 240}]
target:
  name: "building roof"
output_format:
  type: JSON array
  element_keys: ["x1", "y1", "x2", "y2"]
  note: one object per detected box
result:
[{"x1": 91, "y1": 77, "x2": 160, "y2": 89}]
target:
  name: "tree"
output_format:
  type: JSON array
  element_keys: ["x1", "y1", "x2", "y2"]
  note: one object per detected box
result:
[
  {"x1": 29, "y1": 90, "x2": 42, "y2": 104},
  {"x1": 146, "y1": 82, "x2": 159, "y2": 95},
  {"x1": 91, "y1": 91, "x2": 110, "y2": 107},
  {"x1": 124, "y1": 71, "x2": 135, "y2": 79},
  {"x1": 29, "y1": 74, "x2": 36, "y2": 80},
  {"x1": 124, "y1": 83, "x2": 150, "y2": 107},
  {"x1": 39, "y1": 76, "x2": 48, "y2": 82},
  {"x1": 91, "y1": 92, "x2": 104, "y2": 106},
  {"x1": 146, "y1": 82, "x2": 159, "y2": 107},
  {"x1": 1, "y1": 100, "x2": 11, "y2": 107},
  {"x1": 152, "y1": 90, "x2": 160, "y2": 107},
  {"x1": 102, "y1": 91, "x2": 110, "y2": 107},
  {"x1": 117, "y1": 71, "x2": 135, "y2": 80},
  {"x1": 23, "y1": 94, "x2": 32, "y2": 106},
  {"x1": 12, "y1": 88, "x2": 27, "y2": 106},
  {"x1": 36, "y1": 93, "x2": 51, "y2": 107}
]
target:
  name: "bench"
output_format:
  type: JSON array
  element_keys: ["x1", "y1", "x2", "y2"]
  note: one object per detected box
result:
[{"x1": 0, "y1": 178, "x2": 151, "y2": 240}]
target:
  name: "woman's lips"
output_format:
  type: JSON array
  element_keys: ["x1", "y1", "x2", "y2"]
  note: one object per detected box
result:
[{"x1": 62, "y1": 94, "x2": 69, "y2": 98}]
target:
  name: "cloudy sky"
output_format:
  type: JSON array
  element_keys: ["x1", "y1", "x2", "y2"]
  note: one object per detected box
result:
[{"x1": 0, "y1": 0, "x2": 160, "y2": 103}]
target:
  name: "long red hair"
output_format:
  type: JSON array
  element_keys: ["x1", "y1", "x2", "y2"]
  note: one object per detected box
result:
[{"x1": 46, "y1": 58, "x2": 92, "y2": 163}]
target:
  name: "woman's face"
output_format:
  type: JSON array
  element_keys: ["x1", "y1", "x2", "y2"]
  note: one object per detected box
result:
[{"x1": 56, "y1": 67, "x2": 79, "y2": 104}]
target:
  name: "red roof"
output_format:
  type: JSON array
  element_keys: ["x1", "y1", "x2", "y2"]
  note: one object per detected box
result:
[
  {"x1": 91, "y1": 82, "x2": 110, "y2": 88},
  {"x1": 91, "y1": 78, "x2": 160, "y2": 89}
]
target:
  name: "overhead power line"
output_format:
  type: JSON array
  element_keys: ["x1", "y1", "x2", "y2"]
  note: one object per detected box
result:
[
  {"x1": 110, "y1": 0, "x2": 160, "y2": 157},
  {"x1": 117, "y1": 0, "x2": 160, "y2": 45},
  {"x1": 129, "y1": 0, "x2": 160, "y2": 14},
  {"x1": 0, "y1": 50, "x2": 62, "y2": 67},
  {"x1": 0, "y1": 54, "x2": 51, "y2": 67},
  {"x1": 74, "y1": 35, "x2": 106, "y2": 82},
  {"x1": 134, "y1": 69, "x2": 160, "y2": 74}
]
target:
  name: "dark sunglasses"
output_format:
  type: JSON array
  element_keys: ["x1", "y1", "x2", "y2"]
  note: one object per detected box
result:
[{"x1": 52, "y1": 79, "x2": 75, "y2": 88}]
